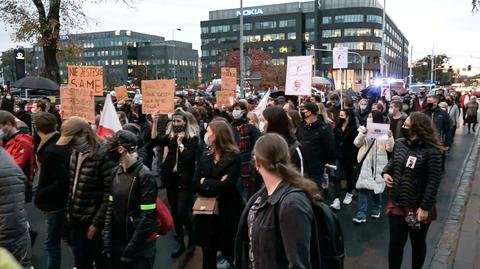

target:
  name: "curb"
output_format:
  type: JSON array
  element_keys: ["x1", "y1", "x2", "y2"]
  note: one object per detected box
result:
[{"x1": 430, "y1": 129, "x2": 480, "y2": 269}]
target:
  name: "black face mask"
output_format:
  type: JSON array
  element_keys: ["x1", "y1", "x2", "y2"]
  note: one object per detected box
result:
[
  {"x1": 172, "y1": 125, "x2": 185, "y2": 133},
  {"x1": 301, "y1": 112, "x2": 308, "y2": 120},
  {"x1": 446, "y1": 100, "x2": 453, "y2": 105},
  {"x1": 427, "y1": 103, "x2": 436, "y2": 110},
  {"x1": 338, "y1": 118, "x2": 346, "y2": 126},
  {"x1": 401, "y1": 127, "x2": 410, "y2": 139},
  {"x1": 107, "y1": 150, "x2": 121, "y2": 162}
]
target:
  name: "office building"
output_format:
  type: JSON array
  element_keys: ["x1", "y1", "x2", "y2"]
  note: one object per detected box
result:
[{"x1": 200, "y1": 0, "x2": 409, "y2": 89}]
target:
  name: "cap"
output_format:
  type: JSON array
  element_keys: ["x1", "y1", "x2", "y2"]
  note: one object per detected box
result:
[
  {"x1": 301, "y1": 102, "x2": 319, "y2": 114},
  {"x1": 108, "y1": 130, "x2": 138, "y2": 149},
  {"x1": 57, "y1": 116, "x2": 90, "y2": 146}
]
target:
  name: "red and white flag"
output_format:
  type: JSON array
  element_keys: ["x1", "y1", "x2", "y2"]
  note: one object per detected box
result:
[{"x1": 96, "y1": 94, "x2": 122, "y2": 140}]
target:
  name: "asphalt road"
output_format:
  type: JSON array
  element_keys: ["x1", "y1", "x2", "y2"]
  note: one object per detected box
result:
[{"x1": 28, "y1": 125, "x2": 475, "y2": 269}]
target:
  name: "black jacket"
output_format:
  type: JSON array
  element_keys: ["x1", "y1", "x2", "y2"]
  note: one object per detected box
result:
[
  {"x1": 0, "y1": 148, "x2": 30, "y2": 266},
  {"x1": 234, "y1": 183, "x2": 320, "y2": 269},
  {"x1": 382, "y1": 138, "x2": 443, "y2": 211},
  {"x1": 34, "y1": 132, "x2": 70, "y2": 212},
  {"x1": 296, "y1": 118, "x2": 335, "y2": 175},
  {"x1": 152, "y1": 134, "x2": 199, "y2": 188},
  {"x1": 334, "y1": 123, "x2": 359, "y2": 164},
  {"x1": 424, "y1": 107, "x2": 453, "y2": 147},
  {"x1": 67, "y1": 141, "x2": 116, "y2": 228},
  {"x1": 15, "y1": 110, "x2": 32, "y2": 133},
  {"x1": 103, "y1": 161, "x2": 157, "y2": 259}
]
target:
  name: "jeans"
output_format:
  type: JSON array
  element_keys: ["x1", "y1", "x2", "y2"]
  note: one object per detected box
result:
[
  {"x1": 388, "y1": 215, "x2": 431, "y2": 269},
  {"x1": 69, "y1": 224, "x2": 107, "y2": 269},
  {"x1": 355, "y1": 189, "x2": 382, "y2": 219},
  {"x1": 44, "y1": 209, "x2": 65, "y2": 269}
]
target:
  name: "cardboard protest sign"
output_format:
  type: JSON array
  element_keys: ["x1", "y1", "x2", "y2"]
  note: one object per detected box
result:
[
  {"x1": 141, "y1": 80, "x2": 175, "y2": 115},
  {"x1": 114, "y1": 85, "x2": 128, "y2": 101},
  {"x1": 221, "y1": 67, "x2": 237, "y2": 91},
  {"x1": 216, "y1": 90, "x2": 236, "y2": 107},
  {"x1": 67, "y1": 65, "x2": 104, "y2": 96},
  {"x1": 285, "y1": 56, "x2": 313, "y2": 96},
  {"x1": 60, "y1": 86, "x2": 95, "y2": 123}
]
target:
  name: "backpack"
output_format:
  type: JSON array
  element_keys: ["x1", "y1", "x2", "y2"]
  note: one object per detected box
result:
[{"x1": 277, "y1": 190, "x2": 345, "y2": 269}]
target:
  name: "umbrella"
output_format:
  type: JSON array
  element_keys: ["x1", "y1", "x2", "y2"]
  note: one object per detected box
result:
[
  {"x1": 312, "y1": 76, "x2": 332, "y2": 85},
  {"x1": 12, "y1": 76, "x2": 59, "y2": 91}
]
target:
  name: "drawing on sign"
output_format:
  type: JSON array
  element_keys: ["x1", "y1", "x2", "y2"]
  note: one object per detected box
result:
[
  {"x1": 285, "y1": 56, "x2": 313, "y2": 96},
  {"x1": 221, "y1": 67, "x2": 237, "y2": 91},
  {"x1": 60, "y1": 86, "x2": 95, "y2": 123},
  {"x1": 141, "y1": 80, "x2": 175, "y2": 115},
  {"x1": 333, "y1": 47, "x2": 348, "y2": 69},
  {"x1": 68, "y1": 65, "x2": 104, "y2": 96}
]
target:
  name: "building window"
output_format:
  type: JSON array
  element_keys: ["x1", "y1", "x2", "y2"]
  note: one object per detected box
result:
[
  {"x1": 244, "y1": 35, "x2": 261, "y2": 43},
  {"x1": 335, "y1": 14, "x2": 364, "y2": 23},
  {"x1": 304, "y1": 32, "x2": 315, "y2": 42},
  {"x1": 322, "y1": 16, "x2": 332, "y2": 24},
  {"x1": 373, "y1": 29, "x2": 382, "y2": 37},
  {"x1": 365, "y1": 42, "x2": 381, "y2": 51},
  {"x1": 202, "y1": 50, "x2": 209, "y2": 57},
  {"x1": 322, "y1": 29, "x2": 341, "y2": 38},
  {"x1": 334, "y1": 42, "x2": 364, "y2": 50},
  {"x1": 305, "y1": 18, "x2": 315, "y2": 29},
  {"x1": 366, "y1": 15, "x2": 382, "y2": 24},
  {"x1": 272, "y1": 59, "x2": 285, "y2": 65},
  {"x1": 263, "y1": 34, "x2": 285, "y2": 41},
  {"x1": 210, "y1": 50, "x2": 219, "y2": 56},
  {"x1": 322, "y1": 43, "x2": 332, "y2": 50},
  {"x1": 201, "y1": 27, "x2": 209, "y2": 34},
  {"x1": 211, "y1": 25, "x2": 230, "y2": 33},
  {"x1": 279, "y1": 46, "x2": 289, "y2": 53},
  {"x1": 279, "y1": 19, "x2": 296, "y2": 28},
  {"x1": 344, "y1": 28, "x2": 371, "y2": 37},
  {"x1": 287, "y1": 32, "x2": 296, "y2": 40},
  {"x1": 255, "y1": 21, "x2": 277, "y2": 29}
]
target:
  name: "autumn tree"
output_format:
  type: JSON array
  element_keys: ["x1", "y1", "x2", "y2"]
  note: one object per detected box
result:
[
  {"x1": 0, "y1": 0, "x2": 132, "y2": 83},
  {"x1": 412, "y1": 54, "x2": 454, "y2": 84}
]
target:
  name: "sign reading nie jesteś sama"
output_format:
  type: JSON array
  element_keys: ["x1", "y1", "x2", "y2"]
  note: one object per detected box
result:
[
  {"x1": 67, "y1": 65, "x2": 104, "y2": 96},
  {"x1": 141, "y1": 80, "x2": 175, "y2": 115},
  {"x1": 221, "y1": 67, "x2": 237, "y2": 91},
  {"x1": 60, "y1": 86, "x2": 95, "y2": 123}
]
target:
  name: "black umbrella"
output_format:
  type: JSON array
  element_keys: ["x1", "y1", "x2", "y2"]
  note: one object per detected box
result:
[{"x1": 12, "y1": 76, "x2": 59, "y2": 91}]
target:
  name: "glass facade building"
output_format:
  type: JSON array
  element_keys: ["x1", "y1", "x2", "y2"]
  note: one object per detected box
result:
[{"x1": 200, "y1": 0, "x2": 409, "y2": 89}]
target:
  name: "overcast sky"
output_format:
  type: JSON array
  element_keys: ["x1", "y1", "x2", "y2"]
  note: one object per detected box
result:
[{"x1": 1, "y1": 0, "x2": 479, "y2": 73}]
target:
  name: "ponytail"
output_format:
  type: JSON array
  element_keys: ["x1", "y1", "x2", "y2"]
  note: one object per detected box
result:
[{"x1": 276, "y1": 162, "x2": 322, "y2": 204}]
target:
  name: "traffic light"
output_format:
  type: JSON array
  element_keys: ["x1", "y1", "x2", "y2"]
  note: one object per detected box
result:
[{"x1": 468, "y1": 65, "x2": 472, "y2": 71}]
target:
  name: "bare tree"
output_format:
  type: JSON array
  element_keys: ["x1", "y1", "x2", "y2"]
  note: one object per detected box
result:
[
  {"x1": 473, "y1": 0, "x2": 479, "y2": 12},
  {"x1": 0, "y1": 0, "x2": 133, "y2": 82}
]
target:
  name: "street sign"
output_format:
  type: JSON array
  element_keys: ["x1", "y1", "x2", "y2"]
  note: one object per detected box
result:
[{"x1": 333, "y1": 47, "x2": 348, "y2": 69}]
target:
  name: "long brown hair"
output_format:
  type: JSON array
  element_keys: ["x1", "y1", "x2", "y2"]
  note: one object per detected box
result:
[
  {"x1": 409, "y1": 112, "x2": 445, "y2": 152},
  {"x1": 253, "y1": 133, "x2": 322, "y2": 203},
  {"x1": 208, "y1": 120, "x2": 240, "y2": 156}
]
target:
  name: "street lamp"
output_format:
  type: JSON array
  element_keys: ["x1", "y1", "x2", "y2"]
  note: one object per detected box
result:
[{"x1": 172, "y1": 28, "x2": 181, "y2": 82}]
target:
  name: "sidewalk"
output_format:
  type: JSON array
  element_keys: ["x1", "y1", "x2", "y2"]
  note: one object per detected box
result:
[{"x1": 452, "y1": 159, "x2": 480, "y2": 269}]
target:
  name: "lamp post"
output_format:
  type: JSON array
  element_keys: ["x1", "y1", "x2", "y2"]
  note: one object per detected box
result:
[
  {"x1": 239, "y1": 0, "x2": 245, "y2": 98},
  {"x1": 380, "y1": 0, "x2": 386, "y2": 77},
  {"x1": 172, "y1": 28, "x2": 181, "y2": 81}
]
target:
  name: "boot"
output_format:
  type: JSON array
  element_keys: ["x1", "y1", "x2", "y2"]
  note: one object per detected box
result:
[{"x1": 171, "y1": 236, "x2": 186, "y2": 258}]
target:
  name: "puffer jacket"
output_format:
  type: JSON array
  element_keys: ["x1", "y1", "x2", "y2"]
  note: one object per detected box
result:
[
  {"x1": 103, "y1": 161, "x2": 157, "y2": 259},
  {"x1": 354, "y1": 131, "x2": 394, "y2": 194},
  {"x1": 0, "y1": 148, "x2": 30, "y2": 267},
  {"x1": 67, "y1": 140, "x2": 116, "y2": 228},
  {"x1": 382, "y1": 138, "x2": 443, "y2": 211}
]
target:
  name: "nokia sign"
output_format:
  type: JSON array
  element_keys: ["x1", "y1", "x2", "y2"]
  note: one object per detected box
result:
[{"x1": 236, "y1": 8, "x2": 264, "y2": 17}]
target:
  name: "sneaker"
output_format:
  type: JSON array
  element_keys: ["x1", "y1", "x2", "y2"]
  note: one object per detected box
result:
[
  {"x1": 352, "y1": 217, "x2": 367, "y2": 224},
  {"x1": 370, "y1": 212, "x2": 381, "y2": 219},
  {"x1": 343, "y1": 193, "x2": 353, "y2": 205},
  {"x1": 330, "y1": 198, "x2": 341, "y2": 210}
]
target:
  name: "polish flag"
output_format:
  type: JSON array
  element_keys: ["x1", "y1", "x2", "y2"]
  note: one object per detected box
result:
[{"x1": 96, "y1": 94, "x2": 122, "y2": 140}]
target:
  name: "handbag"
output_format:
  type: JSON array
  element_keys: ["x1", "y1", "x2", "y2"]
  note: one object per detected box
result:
[
  {"x1": 192, "y1": 197, "x2": 219, "y2": 215},
  {"x1": 352, "y1": 139, "x2": 376, "y2": 181}
]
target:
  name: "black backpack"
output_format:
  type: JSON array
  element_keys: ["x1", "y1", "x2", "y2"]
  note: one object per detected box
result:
[{"x1": 277, "y1": 190, "x2": 345, "y2": 269}]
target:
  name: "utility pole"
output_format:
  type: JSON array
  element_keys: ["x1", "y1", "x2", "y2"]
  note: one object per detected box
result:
[
  {"x1": 172, "y1": 28, "x2": 181, "y2": 82},
  {"x1": 408, "y1": 45, "x2": 413, "y2": 86},
  {"x1": 380, "y1": 0, "x2": 386, "y2": 77},
  {"x1": 430, "y1": 40, "x2": 434, "y2": 82},
  {"x1": 239, "y1": 0, "x2": 245, "y2": 98}
]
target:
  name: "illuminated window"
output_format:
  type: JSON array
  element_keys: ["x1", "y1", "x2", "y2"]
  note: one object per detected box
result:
[
  {"x1": 322, "y1": 29, "x2": 342, "y2": 38},
  {"x1": 279, "y1": 19, "x2": 296, "y2": 28},
  {"x1": 344, "y1": 28, "x2": 371, "y2": 37},
  {"x1": 335, "y1": 14, "x2": 364, "y2": 23},
  {"x1": 255, "y1": 21, "x2": 277, "y2": 29},
  {"x1": 287, "y1": 32, "x2": 296, "y2": 40},
  {"x1": 366, "y1": 15, "x2": 382, "y2": 24},
  {"x1": 322, "y1": 17, "x2": 332, "y2": 24},
  {"x1": 279, "y1": 46, "x2": 289, "y2": 53},
  {"x1": 305, "y1": 18, "x2": 315, "y2": 29}
]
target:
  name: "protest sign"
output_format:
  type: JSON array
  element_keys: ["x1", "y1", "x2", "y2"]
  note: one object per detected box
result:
[
  {"x1": 114, "y1": 85, "x2": 128, "y2": 101},
  {"x1": 60, "y1": 86, "x2": 95, "y2": 123},
  {"x1": 381, "y1": 83, "x2": 391, "y2": 101},
  {"x1": 141, "y1": 80, "x2": 175, "y2": 115},
  {"x1": 67, "y1": 65, "x2": 104, "y2": 96},
  {"x1": 216, "y1": 90, "x2": 236, "y2": 107},
  {"x1": 285, "y1": 56, "x2": 313, "y2": 96},
  {"x1": 333, "y1": 47, "x2": 348, "y2": 69},
  {"x1": 366, "y1": 119, "x2": 390, "y2": 139},
  {"x1": 221, "y1": 67, "x2": 237, "y2": 91}
]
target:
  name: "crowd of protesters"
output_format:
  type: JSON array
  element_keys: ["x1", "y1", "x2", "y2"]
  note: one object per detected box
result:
[{"x1": 0, "y1": 83, "x2": 476, "y2": 269}]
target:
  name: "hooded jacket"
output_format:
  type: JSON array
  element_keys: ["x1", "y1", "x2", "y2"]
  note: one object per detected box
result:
[{"x1": 423, "y1": 106, "x2": 453, "y2": 147}]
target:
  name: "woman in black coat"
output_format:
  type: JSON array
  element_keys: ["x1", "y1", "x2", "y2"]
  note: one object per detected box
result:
[
  {"x1": 151, "y1": 110, "x2": 199, "y2": 258},
  {"x1": 194, "y1": 120, "x2": 243, "y2": 269}
]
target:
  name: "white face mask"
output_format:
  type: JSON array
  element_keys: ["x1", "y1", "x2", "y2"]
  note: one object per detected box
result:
[
  {"x1": 31, "y1": 108, "x2": 38, "y2": 114},
  {"x1": 14, "y1": 107, "x2": 20, "y2": 113},
  {"x1": 232, "y1": 110, "x2": 244, "y2": 120},
  {"x1": 388, "y1": 108, "x2": 394, "y2": 114},
  {"x1": 204, "y1": 134, "x2": 212, "y2": 147},
  {"x1": 359, "y1": 104, "x2": 367, "y2": 110},
  {"x1": 6, "y1": 95, "x2": 11, "y2": 100}
]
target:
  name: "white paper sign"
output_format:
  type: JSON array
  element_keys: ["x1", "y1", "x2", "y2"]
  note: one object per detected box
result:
[
  {"x1": 285, "y1": 55, "x2": 313, "y2": 96},
  {"x1": 333, "y1": 47, "x2": 348, "y2": 69},
  {"x1": 367, "y1": 121, "x2": 390, "y2": 139},
  {"x1": 381, "y1": 84, "x2": 391, "y2": 101}
]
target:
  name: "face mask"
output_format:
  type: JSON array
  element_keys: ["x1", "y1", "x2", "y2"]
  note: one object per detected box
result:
[
  {"x1": 172, "y1": 124, "x2": 185, "y2": 133},
  {"x1": 301, "y1": 112, "x2": 308, "y2": 120},
  {"x1": 232, "y1": 110, "x2": 244, "y2": 120},
  {"x1": 6, "y1": 95, "x2": 11, "y2": 100},
  {"x1": 14, "y1": 107, "x2": 20, "y2": 113},
  {"x1": 107, "y1": 150, "x2": 121, "y2": 162},
  {"x1": 360, "y1": 105, "x2": 367, "y2": 110},
  {"x1": 117, "y1": 104, "x2": 123, "y2": 110},
  {"x1": 204, "y1": 134, "x2": 212, "y2": 147},
  {"x1": 403, "y1": 104, "x2": 409, "y2": 111},
  {"x1": 401, "y1": 127, "x2": 410, "y2": 139},
  {"x1": 71, "y1": 137, "x2": 89, "y2": 153},
  {"x1": 427, "y1": 103, "x2": 435, "y2": 110},
  {"x1": 31, "y1": 108, "x2": 38, "y2": 114},
  {"x1": 338, "y1": 118, "x2": 346, "y2": 125},
  {"x1": 420, "y1": 92, "x2": 425, "y2": 96},
  {"x1": 0, "y1": 130, "x2": 4, "y2": 140},
  {"x1": 120, "y1": 151, "x2": 138, "y2": 164},
  {"x1": 446, "y1": 100, "x2": 452, "y2": 105},
  {"x1": 388, "y1": 108, "x2": 394, "y2": 114}
]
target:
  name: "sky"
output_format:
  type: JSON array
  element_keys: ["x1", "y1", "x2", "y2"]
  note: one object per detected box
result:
[{"x1": 1, "y1": 0, "x2": 480, "y2": 74}]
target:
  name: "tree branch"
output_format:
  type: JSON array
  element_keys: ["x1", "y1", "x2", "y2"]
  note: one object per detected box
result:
[{"x1": 31, "y1": 0, "x2": 46, "y2": 24}]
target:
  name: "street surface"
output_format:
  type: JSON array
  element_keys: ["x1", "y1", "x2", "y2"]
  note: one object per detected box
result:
[{"x1": 28, "y1": 127, "x2": 475, "y2": 269}]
